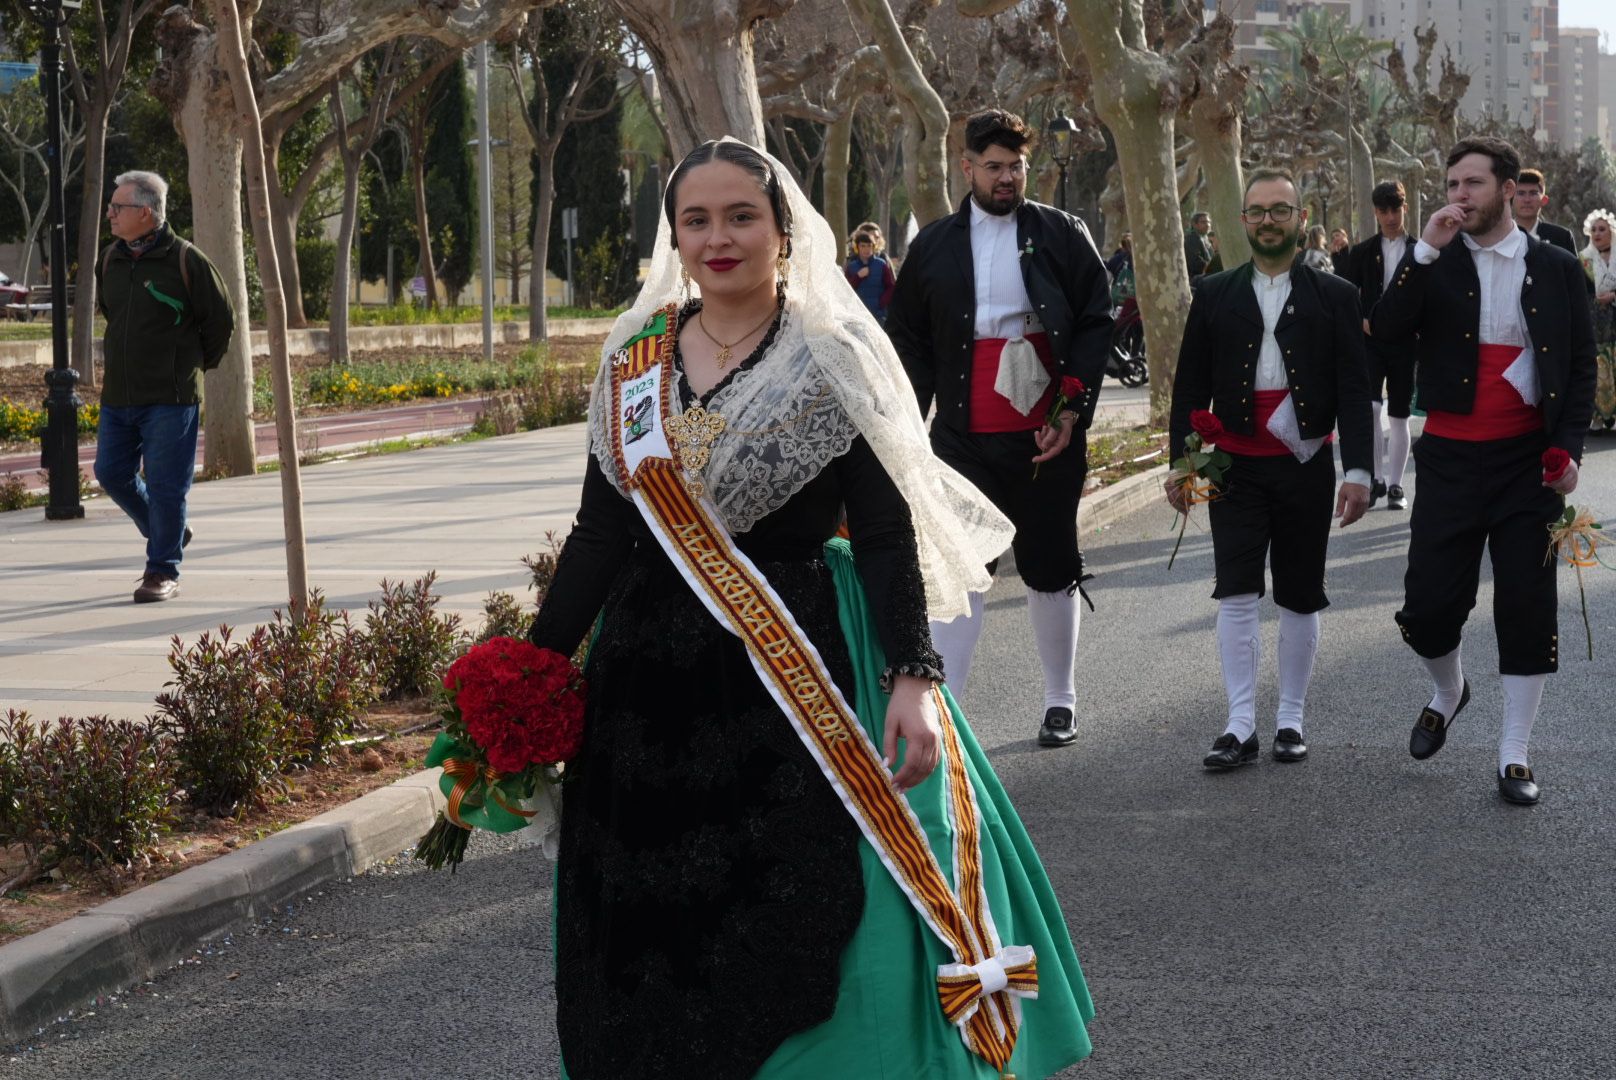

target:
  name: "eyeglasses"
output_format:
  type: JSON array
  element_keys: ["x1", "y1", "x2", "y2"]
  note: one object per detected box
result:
[
  {"x1": 1241, "y1": 205, "x2": 1296, "y2": 223},
  {"x1": 107, "y1": 202, "x2": 146, "y2": 215},
  {"x1": 971, "y1": 159, "x2": 1027, "y2": 179}
]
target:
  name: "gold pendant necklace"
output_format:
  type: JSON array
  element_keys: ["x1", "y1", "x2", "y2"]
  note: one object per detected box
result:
[{"x1": 696, "y1": 307, "x2": 777, "y2": 369}]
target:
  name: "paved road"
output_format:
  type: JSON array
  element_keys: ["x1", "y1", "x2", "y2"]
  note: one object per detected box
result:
[
  {"x1": 0, "y1": 397, "x2": 492, "y2": 484},
  {"x1": 6, "y1": 435, "x2": 1616, "y2": 1078}
]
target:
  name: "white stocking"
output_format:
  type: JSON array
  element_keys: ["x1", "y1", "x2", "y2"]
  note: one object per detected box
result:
[
  {"x1": 1421, "y1": 645, "x2": 1465, "y2": 719},
  {"x1": 1276, "y1": 606, "x2": 1319, "y2": 735},
  {"x1": 1386, "y1": 415, "x2": 1411, "y2": 489},
  {"x1": 931, "y1": 592, "x2": 985, "y2": 698},
  {"x1": 1027, "y1": 587, "x2": 1080, "y2": 711},
  {"x1": 1371, "y1": 400, "x2": 1385, "y2": 481},
  {"x1": 1499, "y1": 674, "x2": 1546, "y2": 774},
  {"x1": 1217, "y1": 594, "x2": 1261, "y2": 741}
]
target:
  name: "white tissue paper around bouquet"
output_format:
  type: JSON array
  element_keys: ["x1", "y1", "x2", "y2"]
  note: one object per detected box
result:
[
  {"x1": 994, "y1": 337, "x2": 1050, "y2": 416},
  {"x1": 510, "y1": 781, "x2": 564, "y2": 859}
]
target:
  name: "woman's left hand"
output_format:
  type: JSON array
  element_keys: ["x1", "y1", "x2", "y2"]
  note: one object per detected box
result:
[
  {"x1": 1597, "y1": 290, "x2": 1615, "y2": 306},
  {"x1": 884, "y1": 675, "x2": 943, "y2": 792}
]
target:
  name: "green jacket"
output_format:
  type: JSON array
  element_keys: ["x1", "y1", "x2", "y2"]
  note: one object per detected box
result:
[{"x1": 96, "y1": 223, "x2": 236, "y2": 408}]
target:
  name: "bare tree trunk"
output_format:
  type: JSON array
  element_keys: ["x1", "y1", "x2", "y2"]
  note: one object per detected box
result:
[
  {"x1": 609, "y1": 0, "x2": 787, "y2": 155},
  {"x1": 1349, "y1": 125, "x2": 1375, "y2": 241},
  {"x1": 844, "y1": 0, "x2": 950, "y2": 225},
  {"x1": 156, "y1": 10, "x2": 258, "y2": 477},
  {"x1": 263, "y1": 129, "x2": 309, "y2": 327},
  {"x1": 208, "y1": 0, "x2": 309, "y2": 620},
  {"x1": 822, "y1": 46, "x2": 884, "y2": 247},
  {"x1": 408, "y1": 134, "x2": 439, "y2": 309},
  {"x1": 1186, "y1": 95, "x2": 1250, "y2": 270},
  {"x1": 529, "y1": 149, "x2": 556, "y2": 341},
  {"x1": 70, "y1": 100, "x2": 111, "y2": 388},
  {"x1": 329, "y1": 91, "x2": 360, "y2": 363}
]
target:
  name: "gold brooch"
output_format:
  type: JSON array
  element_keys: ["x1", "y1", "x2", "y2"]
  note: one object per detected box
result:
[{"x1": 664, "y1": 404, "x2": 727, "y2": 495}]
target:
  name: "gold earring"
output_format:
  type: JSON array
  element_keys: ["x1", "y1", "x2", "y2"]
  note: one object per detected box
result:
[
  {"x1": 680, "y1": 263, "x2": 692, "y2": 300},
  {"x1": 775, "y1": 252, "x2": 790, "y2": 290}
]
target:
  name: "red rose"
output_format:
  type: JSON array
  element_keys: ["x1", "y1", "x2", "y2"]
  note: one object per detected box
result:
[
  {"x1": 1059, "y1": 376, "x2": 1085, "y2": 400},
  {"x1": 1190, "y1": 409, "x2": 1224, "y2": 443},
  {"x1": 1542, "y1": 447, "x2": 1571, "y2": 484},
  {"x1": 445, "y1": 638, "x2": 586, "y2": 771}
]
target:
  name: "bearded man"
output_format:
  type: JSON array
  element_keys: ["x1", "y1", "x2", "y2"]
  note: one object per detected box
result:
[
  {"x1": 1167, "y1": 168, "x2": 1373, "y2": 770},
  {"x1": 1371, "y1": 137, "x2": 1596, "y2": 806},
  {"x1": 887, "y1": 108, "x2": 1112, "y2": 747}
]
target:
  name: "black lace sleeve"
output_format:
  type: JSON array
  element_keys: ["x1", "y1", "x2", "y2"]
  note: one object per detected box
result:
[
  {"x1": 528, "y1": 453, "x2": 639, "y2": 658},
  {"x1": 835, "y1": 436, "x2": 944, "y2": 690}
]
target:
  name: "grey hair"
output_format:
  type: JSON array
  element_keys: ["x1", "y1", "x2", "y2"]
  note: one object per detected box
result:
[{"x1": 114, "y1": 170, "x2": 168, "y2": 222}]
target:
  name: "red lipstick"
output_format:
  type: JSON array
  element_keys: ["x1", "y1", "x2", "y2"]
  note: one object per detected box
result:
[{"x1": 705, "y1": 258, "x2": 741, "y2": 271}]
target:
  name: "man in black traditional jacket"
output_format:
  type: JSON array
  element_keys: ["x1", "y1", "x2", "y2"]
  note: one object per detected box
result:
[
  {"x1": 1511, "y1": 168, "x2": 1579, "y2": 256},
  {"x1": 887, "y1": 108, "x2": 1112, "y2": 748},
  {"x1": 1346, "y1": 179, "x2": 1418, "y2": 509},
  {"x1": 1167, "y1": 168, "x2": 1372, "y2": 770},
  {"x1": 1371, "y1": 136, "x2": 1596, "y2": 806}
]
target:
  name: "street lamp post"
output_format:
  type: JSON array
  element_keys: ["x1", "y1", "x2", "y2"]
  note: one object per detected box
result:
[
  {"x1": 1046, "y1": 111, "x2": 1078, "y2": 214},
  {"x1": 22, "y1": 0, "x2": 83, "y2": 520}
]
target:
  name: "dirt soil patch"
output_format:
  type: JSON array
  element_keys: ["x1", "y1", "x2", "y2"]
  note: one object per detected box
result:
[
  {"x1": 1084, "y1": 425, "x2": 1169, "y2": 492},
  {"x1": 0, "y1": 701, "x2": 442, "y2": 947}
]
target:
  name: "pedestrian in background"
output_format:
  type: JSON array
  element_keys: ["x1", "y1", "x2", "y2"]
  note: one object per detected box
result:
[
  {"x1": 93, "y1": 169, "x2": 235, "y2": 603},
  {"x1": 844, "y1": 229, "x2": 895, "y2": 324}
]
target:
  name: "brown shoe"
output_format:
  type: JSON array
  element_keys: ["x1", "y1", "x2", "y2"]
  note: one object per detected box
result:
[{"x1": 133, "y1": 573, "x2": 180, "y2": 603}]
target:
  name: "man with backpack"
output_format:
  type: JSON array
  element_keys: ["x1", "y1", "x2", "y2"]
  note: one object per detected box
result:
[{"x1": 94, "y1": 170, "x2": 235, "y2": 603}]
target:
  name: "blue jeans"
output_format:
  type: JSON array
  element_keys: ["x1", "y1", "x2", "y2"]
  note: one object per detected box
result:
[{"x1": 93, "y1": 404, "x2": 199, "y2": 579}]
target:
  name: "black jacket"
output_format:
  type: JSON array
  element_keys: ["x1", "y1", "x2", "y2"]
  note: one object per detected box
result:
[
  {"x1": 887, "y1": 197, "x2": 1113, "y2": 433},
  {"x1": 1345, "y1": 232, "x2": 1416, "y2": 353},
  {"x1": 96, "y1": 223, "x2": 235, "y2": 408},
  {"x1": 1526, "y1": 220, "x2": 1577, "y2": 257},
  {"x1": 1170, "y1": 261, "x2": 1373, "y2": 475},
  {"x1": 1185, "y1": 231, "x2": 1213, "y2": 278},
  {"x1": 1369, "y1": 234, "x2": 1596, "y2": 459}
]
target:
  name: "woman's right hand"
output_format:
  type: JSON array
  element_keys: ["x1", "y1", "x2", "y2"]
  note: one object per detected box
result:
[{"x1": 1598, "y1": 290, "x2": 1615, "y2": 307}]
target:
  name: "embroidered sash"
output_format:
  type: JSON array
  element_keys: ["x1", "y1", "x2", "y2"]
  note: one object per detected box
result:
[{"x1": 606, "y1": 305, "x2": 1037, "y2": 1071}]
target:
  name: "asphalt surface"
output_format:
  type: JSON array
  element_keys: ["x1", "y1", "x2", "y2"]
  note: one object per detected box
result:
[{"x1": 7, "y1": 433, "x2": 1616, "y2": 1079}]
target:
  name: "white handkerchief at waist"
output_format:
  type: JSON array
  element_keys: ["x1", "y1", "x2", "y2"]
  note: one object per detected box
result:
[
  {"x1": 1499, "y1": 344, "x2": 1541, "y2": 407},
  {"x1": 993, "y1": 336, "x2": 1051, "y2": 416},
  {"x1": 1265, "y1": 392, "x2": 1327, "y2": 463}
]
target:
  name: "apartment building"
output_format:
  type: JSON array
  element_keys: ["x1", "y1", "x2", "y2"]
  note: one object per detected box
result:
[{"x1": 1558, "y1": 26, "x2": 1602, "y2": 149}]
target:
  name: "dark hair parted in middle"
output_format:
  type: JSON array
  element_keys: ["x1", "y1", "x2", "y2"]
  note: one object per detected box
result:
[
  {"x1": 1445, "y1": 136, "x2": 1521, "y2": 184},
  {"x1": 1371, "y1": 180, "x2": 1407, "y2": 209},
  {"x1": 663, "y1": 140, "x2": 793, "y2": 241},
  {"x1": 963, "y1": 109, "x2": 1031, "y2": 157}
]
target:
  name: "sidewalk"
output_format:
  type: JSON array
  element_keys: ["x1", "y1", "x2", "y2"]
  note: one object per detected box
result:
[{"x1": 0, "y1": 422, "x2": 596, "y2": 724}]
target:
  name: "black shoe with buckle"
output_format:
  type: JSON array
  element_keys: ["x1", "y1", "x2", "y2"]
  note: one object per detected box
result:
[
  {"x1": 1369, "y1": 478, "x2": 1386, "y2": 508},
  {"x1": 1409, "y1": 680, "x2": 1471, "y2": 760},
  {"x1": 1272, "y1": 727, "x2": 1308, "y2": 763},
  {"x1": 1037, "y1": 707, "x2": 1076, "y2": 747},
  {"x1": 1386, "y1": 485, "x2": 1408, "y2": 510},
  {"x1": 1203, "y1": 731, "x2": 1259, "y2": 770},
  {"x1": 1498, "y1": 764, "x2": 1540, "y2": 805}
]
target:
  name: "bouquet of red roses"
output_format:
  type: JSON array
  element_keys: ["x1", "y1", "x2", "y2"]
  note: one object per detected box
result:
[
  {"x1": 413, "y1": 636, "x2": 586, "y2": 872},
  {"x1": 1166, "y1": 410, "x2": 1233, "y2": 569},
  {"x1": 1543, "y1": 448, "x2": 1610, "y2": 661}
]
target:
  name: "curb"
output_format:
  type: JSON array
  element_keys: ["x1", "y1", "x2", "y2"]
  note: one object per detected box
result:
[
  {"x1": 0, "y1": 769, "x2": 446, "y2": 1046},
  {"x1": 0, "y1": 465, "x2": 1165, "y2": 1047}
]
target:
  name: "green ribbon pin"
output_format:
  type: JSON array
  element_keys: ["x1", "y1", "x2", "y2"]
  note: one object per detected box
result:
[{"x1": 144, "y1": 281, "x2": 185, "y2": 325}]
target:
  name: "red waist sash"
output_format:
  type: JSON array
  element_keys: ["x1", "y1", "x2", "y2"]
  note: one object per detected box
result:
[
  {"x1": 968, "y1": 332, "x2": 1054, "y2": 433},
  {"x1": 1423, "y1": 344, "x2": 1541, "y2": 441},
  {"x1": 1214, "y1": 391, "x2": 1299, "y2": 457}
]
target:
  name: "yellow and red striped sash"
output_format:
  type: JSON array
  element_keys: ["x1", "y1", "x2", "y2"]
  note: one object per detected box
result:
[{"x1": 606, "y1": 305, "x2": 1037, "y2": 1071}]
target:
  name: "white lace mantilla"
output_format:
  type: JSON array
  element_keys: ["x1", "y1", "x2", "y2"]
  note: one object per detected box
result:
[{"x1": 590, "y1": 313, "x2": 859, "y2": 533}]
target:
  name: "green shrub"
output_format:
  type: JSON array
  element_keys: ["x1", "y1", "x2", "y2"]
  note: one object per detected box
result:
[
  {"x1": 0, "y1": 472, "x2": 27, "y2": 511},
  {"x1": 155, "y1": 626, "x2": 292, "y2": 815},
  {"x1": 365, "y1": 573, "x2": 466, "y2": 699},
  {"x1": 260, "y1": 594, "x2": 379, "y2": 765},
  {"x1": 475, "y1": 590, "x2": 531, "y2": 644},
  {"x1": 296, "y1": 238, "x2": 338, "y2": 322},
  {"x1": 0, "y1": 710, "x2": 175, "y2": 867}
]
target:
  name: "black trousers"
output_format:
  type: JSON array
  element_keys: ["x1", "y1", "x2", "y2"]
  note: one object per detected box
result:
[
  {"x1": 1207, "y1": 450, "x2": 1336, "y2": 614},
  {"x1": 1395, "y1": 432, "x2": 1561, "y2": 675},
  {"x1": 1367, "y1": 341, "x2": 1415, "y2": 418},
  {"x1": 931, "y1": 424, "x2": 1086, "y2": 593}
]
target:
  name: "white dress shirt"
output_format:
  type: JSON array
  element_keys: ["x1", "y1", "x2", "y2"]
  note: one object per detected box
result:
[
  {"x1": 1251, "y1": 268, "x2": 1370, "y2": 486},
  {"x1": 1413, "y1": 226, "x2": 1540, "y2": 404},
  {"x1": 1380, "y1": 233, "x2": 1406, "y2": 292},
  {"x1": 969, "y1": 199, "x2": 1039, "y2": 340}
]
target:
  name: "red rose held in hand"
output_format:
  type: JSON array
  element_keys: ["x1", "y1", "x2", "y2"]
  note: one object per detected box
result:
[
  {"x1": 444, "y1": 637, "x2": 586, "y2": 774},
  {"x1": 1059, "y1": 376, "x2": 1085, "y2": 400},
  {"x1": 1542, "y1": 447, "x2": 1571, "y2": 484},
  {"x1": 1190, "y1": 409, "x2": 1225, "y2": 443}
]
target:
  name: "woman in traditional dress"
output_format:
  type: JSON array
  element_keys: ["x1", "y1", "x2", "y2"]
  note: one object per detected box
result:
[
  {"x1": 1580, "y1": 208, "x2": 1616, "y2": 431},
  {"x1": 527, "y1": 138, "x2": 1094, "y2": 1079}
]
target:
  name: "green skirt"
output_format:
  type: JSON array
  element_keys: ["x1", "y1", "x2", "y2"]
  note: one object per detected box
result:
[{"x1": 561, "y1": 538, "x2": 1094, "y2": 1079}]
